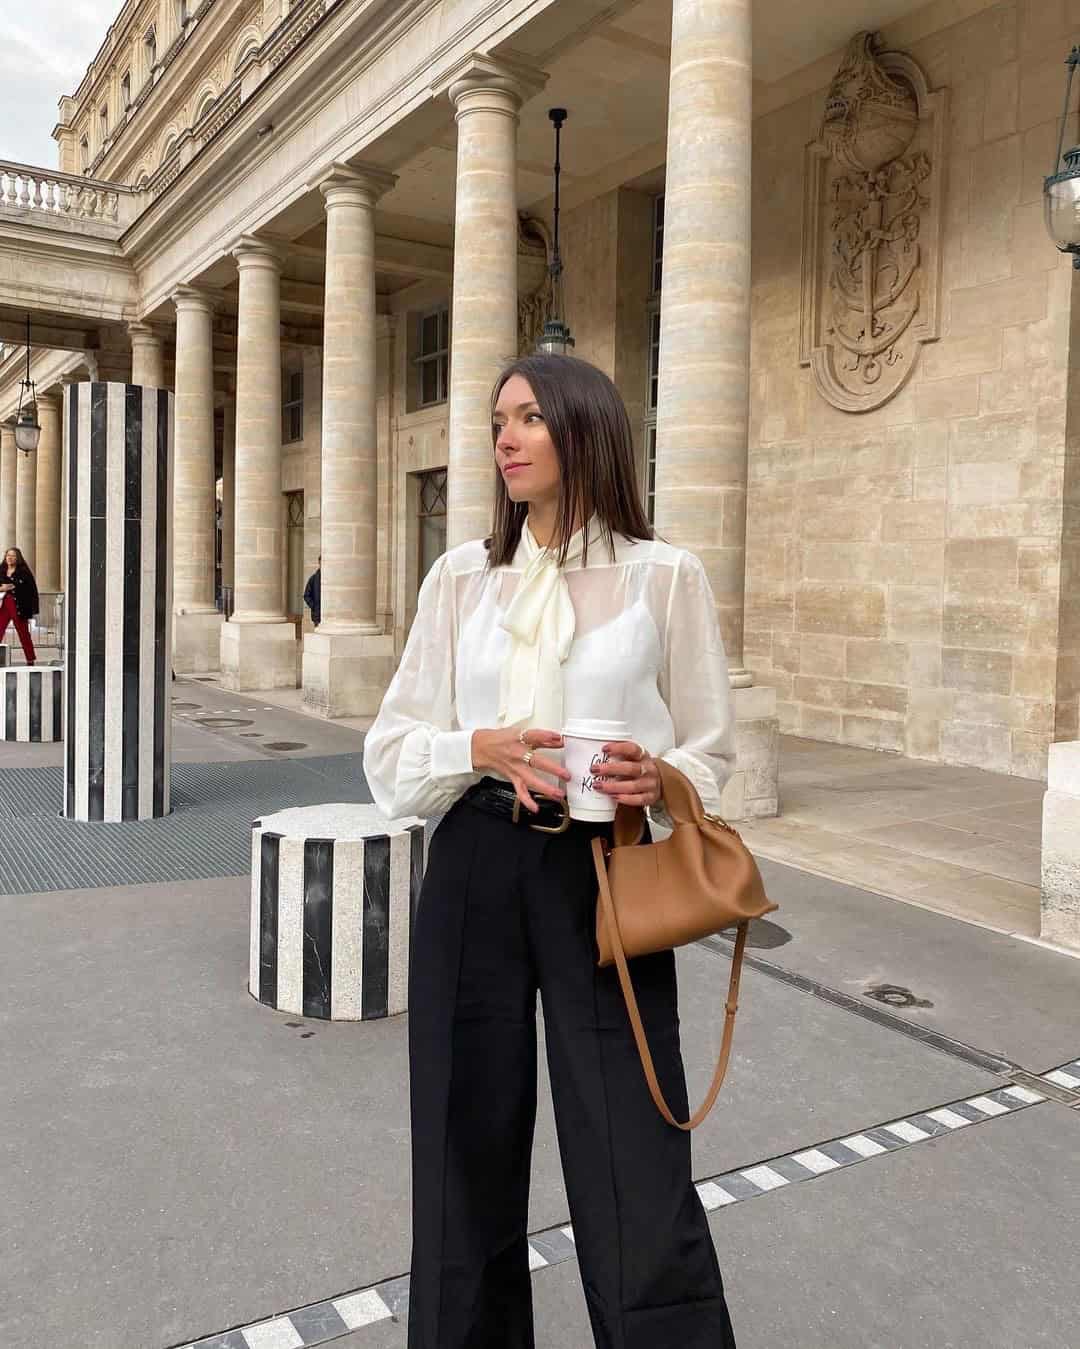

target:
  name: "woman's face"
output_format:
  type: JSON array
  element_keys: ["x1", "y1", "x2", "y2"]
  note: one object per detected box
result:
[
  {"x1": 492, "y1": 375, "x2": 561, "y2": 510},
  {"x1": 4, "y1": 550, "x2": 16, "y2": 570}
]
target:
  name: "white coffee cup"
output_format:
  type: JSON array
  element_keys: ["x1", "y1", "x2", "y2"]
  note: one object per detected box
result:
[{"x1": 561, "y1": 717, "x2": 631, "y2": 821}]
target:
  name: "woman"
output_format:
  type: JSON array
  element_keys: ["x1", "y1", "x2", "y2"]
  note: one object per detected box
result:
[
  {"x1": 0, "y1": 547, "x2": 38, "y2": 666},
  {"x1": 363, "y1": 354, "x2": 737, "y2": 1349}
]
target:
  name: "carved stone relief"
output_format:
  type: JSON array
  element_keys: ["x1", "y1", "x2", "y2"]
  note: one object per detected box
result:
[{"x1": 800, "y1": 33, "x2": 948, "y2": 413}]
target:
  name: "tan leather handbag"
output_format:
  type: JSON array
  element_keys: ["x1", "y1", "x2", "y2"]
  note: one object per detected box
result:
[{"x1": 591, "y1": 758, "x2": 777, "y2": 1131}]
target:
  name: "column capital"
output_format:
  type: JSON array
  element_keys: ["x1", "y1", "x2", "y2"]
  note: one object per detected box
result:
[
  {"x1": 232, "y1": 235, "x2": 286, "y2": 272},
  {"x1": 318, "y1": 162, "x2": 398, "y2": 210},
  {"x1": 435, "y1": 52, "x2": 547, "y2": 117},
  {"x1": 127, "y1": 319, "x2": 166, "y2": 341},
  {"x1": 172, "y1": 285, "x2": 218, "y2": 315},
  {"x1": 35, "y1": 388, "x2": 63, "y2": 411}
]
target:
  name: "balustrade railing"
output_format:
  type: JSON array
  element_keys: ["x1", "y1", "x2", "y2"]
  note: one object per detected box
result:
[{"x1": 0, "y1": 161, "x2": 138, "y2": 229}]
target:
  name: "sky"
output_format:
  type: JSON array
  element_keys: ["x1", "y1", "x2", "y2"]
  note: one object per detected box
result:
[{"x1": 0, "y1": 1, "x2": 115, "y2": 169}]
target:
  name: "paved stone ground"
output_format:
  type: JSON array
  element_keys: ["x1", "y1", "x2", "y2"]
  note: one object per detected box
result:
[{"x1": 1, "y1": 681, "x2": 1077, "y2": 1349}]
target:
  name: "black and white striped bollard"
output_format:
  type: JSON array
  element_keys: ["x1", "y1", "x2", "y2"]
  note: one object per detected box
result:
[
  {"x1": 63, "y1": 382, "x2": 174, "y2": 821},
  {"x1": 1, "y1": 666, "x2": 64, "y2": 741},
  {"x1": 250, "y1": 804, "x2": 425, "y2": 1020}
]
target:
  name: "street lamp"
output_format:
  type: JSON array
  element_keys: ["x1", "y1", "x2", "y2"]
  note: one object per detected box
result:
[
  {"x1": 537, "y1": 108, "x2": 575, "y2": 356},
  {"x1": 1044, "y1": 46, "x2": 1080, "y2": 267},
  {"x1": 14, "y1": 314, "x2": 40, "y2": 455}
]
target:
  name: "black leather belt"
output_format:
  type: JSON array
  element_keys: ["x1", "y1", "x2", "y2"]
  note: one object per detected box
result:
[{"x1": 463, "y1": 776, "x2": 572, "y2": 834}]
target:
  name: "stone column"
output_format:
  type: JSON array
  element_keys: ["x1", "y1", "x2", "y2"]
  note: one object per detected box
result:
[
  {"x1": 15, "y1": 425, "x2": 36, "y2": 570},
  {"x1": 221, "y1": 237, "x2": 295, "y2": 689},
  {"x1": 129, "y1": 322, "x2": 166, "y2": 389},
  {"x1": 439, "y1": 55, "x2": 544, "y2": 549},
  {"x1": 33, "y1": 390, "x2": 62, "y2": 594},
  {"x1": 171, "y1": 286, "x2": 223, "y2": 671},
  {"x1": 654, "y1": 0, "x2": 778, "y2": 821},
  {"x1": 303, "y1": 165, "x2": 398, "y2": 718},
  {"x1": 0, "y1": 422, "x2": 16, "y2": 548},
  {"x1": 221, "y1": 394, "x2": 236, "y2": 598}
]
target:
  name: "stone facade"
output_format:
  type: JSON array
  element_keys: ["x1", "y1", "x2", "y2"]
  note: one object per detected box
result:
[
  {"x1": 1, "y1": 0, "x2": 1078, "y2": 841},
  {"x1": 746, "y1": 0, "x2": 1080, "y2": 782}
]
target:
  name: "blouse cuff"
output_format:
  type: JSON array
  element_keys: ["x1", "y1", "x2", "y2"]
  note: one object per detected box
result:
[{"x1": 430, "y1": 729, "x2": 476, "y2": 779}]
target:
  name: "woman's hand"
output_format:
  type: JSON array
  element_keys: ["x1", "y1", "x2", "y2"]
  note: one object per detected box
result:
[
  {"x1": 471, "y1": 727, "x2": 572, "y2": 814},
  {"x1": 594, "y1": 740, "x2": 662, "y2": 809}
]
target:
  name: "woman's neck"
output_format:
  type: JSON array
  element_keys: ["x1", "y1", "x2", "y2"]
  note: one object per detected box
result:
[{"x1": 527, "y1": 503, "x2": 583, "y2": 551}]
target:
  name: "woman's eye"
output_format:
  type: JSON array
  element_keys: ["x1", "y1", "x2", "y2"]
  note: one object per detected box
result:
[{"x1": 525, "y1": 413, "x2": 544, "y2": 423}]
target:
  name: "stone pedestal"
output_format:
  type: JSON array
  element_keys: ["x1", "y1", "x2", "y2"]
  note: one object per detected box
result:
[
  {"x1": 1041, "y1": 741, "x2": 1080, "y2": 952},
  {"x1": 174, "y1": 610, "x2": 225, "y2": 673},
  {"x1": 719, "y1": 685, "x2": 780, "y2": 821},
  {"x1": 1, "y1": 666, "x2": 63, "y2": 741},
  {"x1": 63, "y1": 382, "x2": 173, "y2": 821},
  {"x1": 302, "y1": 629, "x2": 397, "y2": 718},
  {"x1": 250, "y1": 803, "x2": 425, "y2": 1020},
  {"x1": 221, "y1": 618, "x2": 297, "y2": 690}
]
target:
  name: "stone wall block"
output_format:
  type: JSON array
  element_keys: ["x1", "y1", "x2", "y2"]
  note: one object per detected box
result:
[
  {"x1": 941, "y1": 720, "x2": 1011, "y2": 771},
  {"x1": 842, "y1": 714, "x2": 905, "y2": 753},
  {"x1": 942, "y1": 597, "x2": 1029, "y2": 651},
  {"x1": 887, "y1": 586, "x2": 943, "y2": 642},
  {"x1": 796, "y1": 583, "x2": 886, "y2": 637},
  {"x1": 949, "y1": 274, "x2": 1048, "y2": 335},
  {"x1": 949, "y1": 410, "x2": 1036, "y2": 463},
  {"x1": 942, "y1": 647, "x2": 1014, "y2": 695},
  {"x1": 882, "y1": 501, "x2": 947, "y2": 539},
  {"x1": 922, "y1": 330, "x2": 1003, "y2": 382},
  {"x1": 845, "y1": 639, "x2": 910, "y2": 684}
]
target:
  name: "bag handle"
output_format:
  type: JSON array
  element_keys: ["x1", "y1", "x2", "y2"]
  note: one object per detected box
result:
[{"x1": 591, "y1": 835, "x2": 748, "y2": 1132}]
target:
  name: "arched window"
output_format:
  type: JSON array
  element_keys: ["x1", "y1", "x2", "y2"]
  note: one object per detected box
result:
[
  {"x1": 233, "y1": 38, "x2": 259, "y2": 73},
  {"x1": 195, "y1": 92, "x2": 216, "y2": 123},
  {"x1": 160, "y1": 134, "x2": 178, "y2": 166}
]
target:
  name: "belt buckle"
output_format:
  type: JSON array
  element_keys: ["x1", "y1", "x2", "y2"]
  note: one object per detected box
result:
[{"x1": 512, "y1": 794, "x2": 572, "y2": 834}]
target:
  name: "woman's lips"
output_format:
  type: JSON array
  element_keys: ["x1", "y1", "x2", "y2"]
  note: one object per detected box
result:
[{"x1": 503, "y1": 463, "x2": 529, "y2": 475}]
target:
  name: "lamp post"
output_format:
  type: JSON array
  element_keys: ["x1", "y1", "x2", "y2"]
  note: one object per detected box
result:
[
  {"x1": 1044, "y1": 46, "x2": 1080, "y2": 266},
  {"x1": 14, "y1": 314, "x2": 40, "y2": 455},
  {"x1": 537, "y1": 107, "x2": 575, "y2": 356}
]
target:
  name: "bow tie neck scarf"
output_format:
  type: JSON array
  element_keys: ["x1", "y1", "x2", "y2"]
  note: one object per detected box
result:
[{"x1": 497, "y1": 519, "x2": 593, "y2": 732}]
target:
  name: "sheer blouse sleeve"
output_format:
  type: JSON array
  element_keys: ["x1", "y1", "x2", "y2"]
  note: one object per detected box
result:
[
  {"x1": 362, "y1": 554, "x2": 481, "y2": 820},
  {"x1": 650, "y1": 550, "x2": 736, "y2": 831}
]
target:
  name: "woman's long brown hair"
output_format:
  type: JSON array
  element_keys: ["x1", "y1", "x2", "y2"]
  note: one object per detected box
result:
[
  {"x1": 485, "y1": 354, "x2": 655, "y2": 569},
  {"x1": 1, "y1": 546, "x2": 29, "y2": 577}
]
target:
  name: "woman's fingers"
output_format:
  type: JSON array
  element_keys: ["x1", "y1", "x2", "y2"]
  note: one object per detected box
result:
[{"x1": 528, "y1": 752, "x2": 571, "y2": 783}]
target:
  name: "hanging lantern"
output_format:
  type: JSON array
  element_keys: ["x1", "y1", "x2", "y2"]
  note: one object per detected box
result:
[
  {"x1": 14, "y1": 313, "x2": 40, "y2": 455},
  {"x1": 537, "y1": 108, "x2": 575, "y2": 356}
]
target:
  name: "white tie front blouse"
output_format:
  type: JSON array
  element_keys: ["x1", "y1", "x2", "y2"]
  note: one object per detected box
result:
[{"x1": 361, "y1": 521, "x2": 736, "y2": 830}]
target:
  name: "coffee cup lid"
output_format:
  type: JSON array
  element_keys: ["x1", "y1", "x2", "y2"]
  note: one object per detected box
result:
[{"x1": 562, "y1": 718, "x2": 630, "y2": 740}]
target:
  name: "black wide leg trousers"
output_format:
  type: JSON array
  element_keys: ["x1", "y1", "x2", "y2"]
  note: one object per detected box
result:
[{"x1": 407, "y1": 793, "x2": 737, "y2": 1349}]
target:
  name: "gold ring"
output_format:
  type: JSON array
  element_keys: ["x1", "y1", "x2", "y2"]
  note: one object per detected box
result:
[
  {"x1": 639, "y1": 761, "x2": 646, "y2": 777},
  {"x1": 517, "y1": 729, "x2": 529, "y2": 746},
  {"x1": 523, "y1": 750, "x2": 534, "y2": 767}
]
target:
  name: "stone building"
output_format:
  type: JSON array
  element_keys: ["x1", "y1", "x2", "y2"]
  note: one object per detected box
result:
[{"x1": 1, "y1": 0, "x2": 1078, "y2": 841}]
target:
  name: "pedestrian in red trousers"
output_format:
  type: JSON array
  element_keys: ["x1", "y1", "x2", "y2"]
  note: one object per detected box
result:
[{"x1": 0, "y1": 546, "x2": 38, "y2": 665}]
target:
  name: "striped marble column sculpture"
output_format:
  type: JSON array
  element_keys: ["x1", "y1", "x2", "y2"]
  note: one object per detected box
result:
[
  {"x1": 1, "y1": 666, "x2": 64, "y2": 741},
  {"x1": 250, "y1": 804, "x2": 425, "y2": 1020},
  {"x1": 63, "y1": 382, "x2": 174, "y2": 821}
]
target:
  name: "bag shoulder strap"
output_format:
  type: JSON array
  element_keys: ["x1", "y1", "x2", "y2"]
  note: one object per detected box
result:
[{"x1": 591, "y1": 834, "x2": 748, "y2": 1132}]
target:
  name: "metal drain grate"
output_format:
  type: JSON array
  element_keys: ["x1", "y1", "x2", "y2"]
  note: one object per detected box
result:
[{"x1": 0, "y1": 754, "x2": 372, "y2": 895}]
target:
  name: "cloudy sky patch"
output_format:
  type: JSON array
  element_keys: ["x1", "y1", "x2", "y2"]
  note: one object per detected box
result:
[{"x1": 0, "y1": 2, "x2": 114, "y2": 169}]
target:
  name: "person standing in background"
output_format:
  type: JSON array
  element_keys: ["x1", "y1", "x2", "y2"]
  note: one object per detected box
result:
[
  {"x1": 303, "y1": 556, "x2": 321, "y2": 628},
  {"x1": 0, "y1": 546, "x2": 38, "y2": 665}
]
